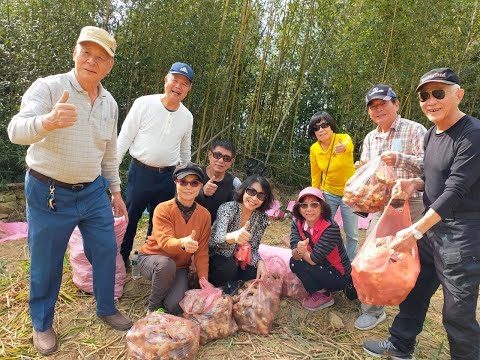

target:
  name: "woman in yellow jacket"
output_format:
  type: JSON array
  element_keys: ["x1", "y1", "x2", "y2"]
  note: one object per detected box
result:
[{"x1": 309, "y1": 111, "x2": 358, "y2": 260}]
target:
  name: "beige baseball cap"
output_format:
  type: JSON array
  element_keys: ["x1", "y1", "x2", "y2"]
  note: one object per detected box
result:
[{"x1": 77, "y1": 26, "x2": 116, "y2": 57}]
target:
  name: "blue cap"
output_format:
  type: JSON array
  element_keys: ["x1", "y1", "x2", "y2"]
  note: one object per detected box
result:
[
  {"x1": 168, "y1": 62, "x2": 194, "y2": 82},
  {"x1": 365, "y1": 84, "x2": 397, "y2": 106}
]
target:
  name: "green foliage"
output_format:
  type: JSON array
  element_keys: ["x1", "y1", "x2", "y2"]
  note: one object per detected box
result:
[{"x1": 1, "y1": 0, "x2": 479, "y2": 189}]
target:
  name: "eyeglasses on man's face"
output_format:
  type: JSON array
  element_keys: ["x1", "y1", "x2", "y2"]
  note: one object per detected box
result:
[
  {"x1": 418, "y1": 89, "x2": 448, "y2": 102},
  {"x1": 245, "y1": 187, "x2": 266, "y2": 201},
  {"x1": 211, "y1": 151, "x2": 233, "y2": 163}
]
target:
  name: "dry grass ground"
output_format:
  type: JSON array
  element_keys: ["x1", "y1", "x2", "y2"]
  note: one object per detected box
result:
[{"x1": 0, "y1": 183, "x2": 473, "y2": 359}]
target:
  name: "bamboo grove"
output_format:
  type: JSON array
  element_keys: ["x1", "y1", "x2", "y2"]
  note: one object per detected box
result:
[{"x1": 1, "y1": 0, "x2": 479, "y2": 187}]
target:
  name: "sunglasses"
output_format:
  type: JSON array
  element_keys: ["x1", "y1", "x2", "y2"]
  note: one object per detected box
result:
[
  {"x1": 176, "y1": 179, "x2": 202, "y2": 187},
  {"x1": 418, "y1": 89, "x2": 446, "y2": 102},
  {"x1": 313, "y1": 122, "x2": 331, "y2": 131},
  {"x1": 245, "y1": 187, "x2": 267, "y2": 201},
  {"x1": 299, "y1": 202, "x2": 321, "y2": 209},
  {"x1": 211, "y1": 151, "x2": 233, "y2": 163}
]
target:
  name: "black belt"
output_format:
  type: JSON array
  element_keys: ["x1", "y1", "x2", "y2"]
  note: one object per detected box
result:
[
  {"x1": 133, "y1": 158, "x2": 175, "y2": 173},
  {"x1": 29, "y1": 169, "x2": 92, "y2": 191}
]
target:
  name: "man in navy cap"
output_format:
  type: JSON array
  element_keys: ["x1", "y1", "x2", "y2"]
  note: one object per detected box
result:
[
  {"x1": 363, "y1": 68, "x2": 480, "y2": 359},
  {"x1": 354, "y1": 84, "x2": 427, "y2": 331},
  {"x1": 117, "y1": 62, "x2": 194, "y2": 270}
]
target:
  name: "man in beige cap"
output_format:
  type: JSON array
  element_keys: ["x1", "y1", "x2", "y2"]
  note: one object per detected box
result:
[{"x1": 8, "y1": 26, "x2": 132, "y2": 356}]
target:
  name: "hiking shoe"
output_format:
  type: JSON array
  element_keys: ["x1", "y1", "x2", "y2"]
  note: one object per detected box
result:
[
  {"x1": 99, "y1": 310, "x2": 133, "y2": 330},
  {"x1": 302, "y1": 291, "x2": 334, "y2": 311},
  {"x1": 33, "y1": 328, "x2": 58, "y2": 356},
  {"x1": 355, "y1": 311, "x2": 386, "y2": 330},
  {"x1": 363, "y1": 339, "x2": 413, "y2": 359}
]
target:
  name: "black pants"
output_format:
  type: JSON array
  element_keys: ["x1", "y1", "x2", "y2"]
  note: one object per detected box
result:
[
  {"x1": 289, "y1": 257, "x2": 347, "y2": 294},
  {"x1": 208, "y1": 254, "x2": 257, "y2": 287},
  {"x1": 389, "y1": 219, "x2": 480, "y2": 359}
]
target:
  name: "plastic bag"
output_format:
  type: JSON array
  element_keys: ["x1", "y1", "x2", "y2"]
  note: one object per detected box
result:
[
  {"x1": 69, "y1": 217, "x2": 127, "y2": 300},
  {"x1": 232, "y1": 279, "x2": 280, "y2": 335},
  {"x1": 351, "y1": 199, "x2": 420, "y2": 305},
  {"x1": 126, "y1": 312, "x2": 200, "y2": 360},
  {"x1": 282, "y1": 272, "x2": 308, "y2": 300},
  {"x1": 343, "y1": 156, "x2": 396, "y2": 213},
  {"x1": 180, "y1": 278, "x2": 238, "y2": 344},
  {"x1": 262, "y1": 256, "x2": 287, "y2": 297}
]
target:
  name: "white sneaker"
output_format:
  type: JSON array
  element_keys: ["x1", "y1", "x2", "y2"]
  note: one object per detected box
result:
[{"x1": 355, "y1": 311, "x2": 386, "y2": 330}]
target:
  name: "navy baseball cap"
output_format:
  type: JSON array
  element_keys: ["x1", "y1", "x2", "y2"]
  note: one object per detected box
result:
[
  {"x1": 168, "y1": 62, "x2": 194, "y2": 82},
  {"x1": 416, "y1": 67, "x2": 460, "y2": 91},
  {"x1": 365, "y1": 84, "x2": 397, "y2": 106}
]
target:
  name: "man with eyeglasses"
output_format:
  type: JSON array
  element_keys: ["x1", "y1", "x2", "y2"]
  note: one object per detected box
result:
[
  {"x1": 136, "y1": 162, "x2": 211, "y2": 314},
  {"x1": 7, "y1": 26, "x2": 132, "y2": 355},
  {"x1": 196, "y1": 139, "x2": 241, "y2": 223},
  {"x1": 117, "y1": 62, "x2": 194, "y2": 271},
  {"x1": 354, "y1": 84, "x2": 427, "y2": 331},
  {"x1": 364, "y1": 68, "x2": 480, "y2": 360}
]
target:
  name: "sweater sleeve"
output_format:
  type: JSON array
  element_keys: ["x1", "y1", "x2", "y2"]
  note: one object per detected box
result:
[
  {"x1": 117, "y1": 98, "x2": 142, "y2": 164},
  {"x1": 249, "y1": 212, "x2": 268, "y2": 267},
  {"x1": 194, "y1": 211, "x2": 211, "y2": 280},
  {"x1": 290, "y1": 220, "x2": 301, "y2": 250},
  {"x1": 209, "y1": 202, "x2": 236, "y2": 251},
  {"x1": 310, "y1": 225, "x2": 341, "y2": 264},
  {"x1": 151, "y1": 205, "x2": 183, "y2": 254}
]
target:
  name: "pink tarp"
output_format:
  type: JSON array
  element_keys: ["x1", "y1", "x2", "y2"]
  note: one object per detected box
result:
[{"x1": 0, "y1": 221, "x2": 28, "y2": 242}]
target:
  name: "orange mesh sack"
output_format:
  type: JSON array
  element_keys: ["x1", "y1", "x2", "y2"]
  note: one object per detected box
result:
[
  {"x1": 126, "y1": 312, "x2": 200, "y2": 360},
  {"x1": 343, "y1": 156, "x2": 396, "y2": 213},
  {"x1": 351, "y1": 199, "x2": 420, "y2": 305},
  {"x1": 232, "y1": 279, "x2": 280, "y2": 335},
  {"x1": 179, "y1": 278, "x2": 238, "y2": 344}
]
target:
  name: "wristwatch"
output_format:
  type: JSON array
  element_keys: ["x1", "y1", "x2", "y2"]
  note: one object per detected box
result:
[{"x1": 411, "y1": 227, "x2": 423, "y2": 240}]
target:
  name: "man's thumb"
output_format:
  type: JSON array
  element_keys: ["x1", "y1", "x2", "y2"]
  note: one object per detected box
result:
[
  {"x1": 209, "y1": 175, "x2": 216, "y2": 183},
  {"x1": 57, "y1": 90, "x2": 69, "y2": 104},
  {"x1": 244, "y1": 220, "x2": 251, "y2": 231},
  {"x1": 190, "y1": 230, "x2": 196, "y2": 239}
]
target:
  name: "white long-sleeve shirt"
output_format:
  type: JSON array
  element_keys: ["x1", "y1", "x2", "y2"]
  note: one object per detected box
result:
[
  {"x1": 7, "y1": 70, "x2": 121, "y2": 192},
  {"x1": 117, "y1": 94, "x2": 193, "y2": 167}
]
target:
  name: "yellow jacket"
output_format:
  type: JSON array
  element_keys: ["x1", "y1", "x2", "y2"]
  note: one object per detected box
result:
[{"x1": 310, "y1": 133, "x2": 355, "y2": 196}]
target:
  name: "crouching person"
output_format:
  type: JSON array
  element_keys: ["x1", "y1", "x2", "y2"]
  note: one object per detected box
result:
[
  {"x1": 137, "y1": 163, "x2": 211, "y2": 314},
  {"x1": 290, "y1": 187, "x2": 354, "y2": 310}
]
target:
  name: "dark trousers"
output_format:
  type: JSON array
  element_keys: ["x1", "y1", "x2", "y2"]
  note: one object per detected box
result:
[
  {"x1": 289, "y1": 258, "x2": 347, "y2": 294},
  {"x1": 389, "y1": 219, "x2": 480, "y2": 359},
  {"x1": 120, "y1": 160, "x2": 175, "y2": 265},
  {"x1": 208, "y1": 254, "x2": 257, "y2": 287}
]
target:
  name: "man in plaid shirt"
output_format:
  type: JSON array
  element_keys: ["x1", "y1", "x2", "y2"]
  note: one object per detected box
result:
[{"x1": 354, "y1": 84, "x2": 427, "y2": 331}]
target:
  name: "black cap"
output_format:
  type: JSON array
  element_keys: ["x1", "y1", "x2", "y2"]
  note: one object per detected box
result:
[
  {"x1": 365, "y1": 84, "x2": 397, "y2": 106},
  {"x1": 172, "y1": 162, "x2": 204, "y2": 182},
  {"x1": 416, "y1": 67, "x2": 460, "y2": 91}
]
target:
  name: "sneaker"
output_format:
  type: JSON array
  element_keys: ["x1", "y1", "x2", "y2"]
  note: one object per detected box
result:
[
  {"x1": 33, "y1": 328, "x2": 58, "y2": 356},
  {"x1": 363, "y1": 339, "x2": 413, "y2": 360},
  {"x1": 302, "y1": 291, "x2": 334, "y2": 311},
  {"x1": 355, "y1": 311, "x2": 386, "y2": 330},
  {"x1": 98, "y1": 310, "x2": 133, "y2": 330}
]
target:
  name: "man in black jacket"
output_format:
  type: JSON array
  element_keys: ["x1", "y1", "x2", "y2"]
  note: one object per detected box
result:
[{"x1": 363, "y1": 68, "x2": 480, "y2": 360}]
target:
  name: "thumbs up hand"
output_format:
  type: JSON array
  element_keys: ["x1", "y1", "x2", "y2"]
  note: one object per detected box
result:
[
  {"x1": 181, "y1": 230, "x2": 199, "y2": 253},
  {"x1": 203, "y1": 175, "x2": 218, "y2": 196},
  {"x1": 227, "y1": 220, "x2": 251, "y2": 246},
  {"x1": 42, "y1": 90, "x2": 78, "y2": 131},
  {"x1": 334, "y1": 138, "x2": 347, "y2": 155},
  {"x1": 296, "y1": 240, "x2": 308, "y2": 256}
]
